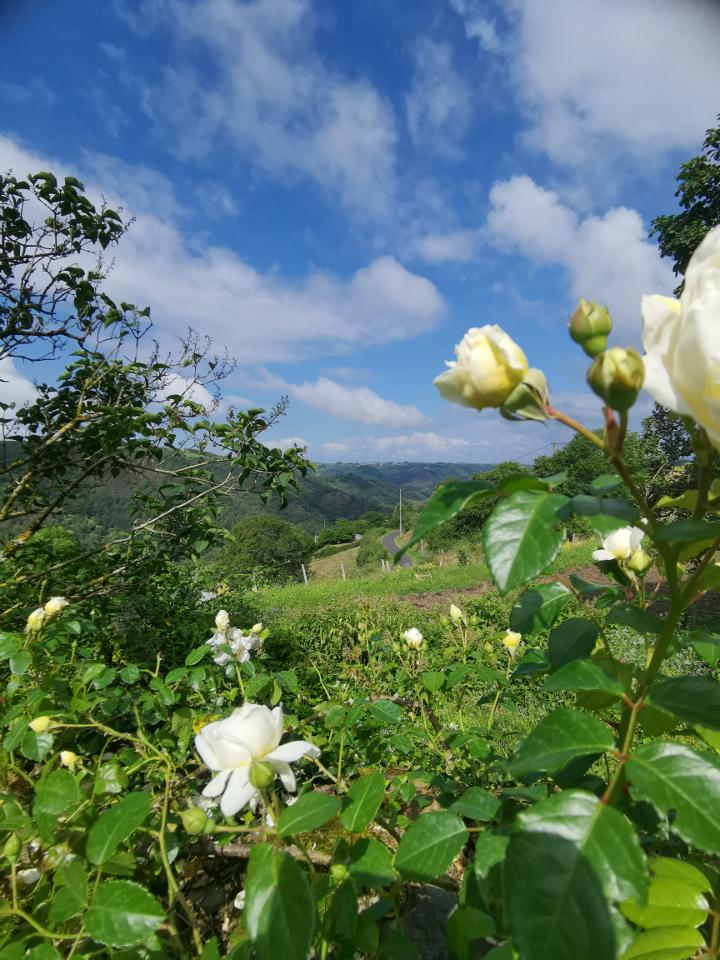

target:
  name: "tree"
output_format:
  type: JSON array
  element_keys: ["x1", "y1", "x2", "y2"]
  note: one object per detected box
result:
[
  {"x1": 533, "y1": 433, "x2": 657, "y2": 500},
  {"x1": 222, "y1": 515, "x2": 314, "y2": 583},
  {"x1": 650, "y1": 114, "x2": 720, "y2": 288},
  {"x1": 0, "y1": 170, "x2": 309, "y2": 626}
]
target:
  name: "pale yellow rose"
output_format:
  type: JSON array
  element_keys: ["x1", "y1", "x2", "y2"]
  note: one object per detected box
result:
[
  {"x1": 44, "y1": 596, "x2": 68, "y2": 616},
  {"x1": 29, "y1": 716, "x2": 53, "y2": 733},
  {"x1": 434, "y1": 325, "x2": 528, "y2": 410},
  {"x1": 502, "y1": 630, "x2": 522, "y2": 655},
  {"x1": 642, "y1": 225, "x2": 720, "y2": 449}
]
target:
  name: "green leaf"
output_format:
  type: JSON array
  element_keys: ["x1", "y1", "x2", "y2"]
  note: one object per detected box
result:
[
  {"x1": 506, "y1": 790, "x2": 646, "y2": 960},
  {"x1": 26, "y1": 946, "x2": 61, "y2": 960},
  {"x1": 340, "y1": 772, "x2": 385, "y2": 832},
  {"x1": 569, "y1": 495, "x2": 639, "y2": 532},
  {"x1": 48, "y1": 860, "x2": 88, "y2": 925},
  {"x1": 422, "y1": 670, "x2": 446, "y2": 693},
  {"x1": 509, "y1": 708, "x2": 615, "y2": 777},
  {"x1": 398, "y1": 480, "x2": 496, "y2": 558},
  {"x1": 513, "y1": 647, "x2": 551, "y2": 677},
  {"x1": 690, "y1": 631, "x2": 720, "y2": 666},
  {"x1": 245, "y1": 844, "x2": 315, "y2": 960},
  {"x1": 327, "y1": 882, "x2": 357, "y2": 940},
  {"x1": 626, "y1": 742, "x2": 720, "y2": 854},
  {"x1": 656, "y1": 519, "x2": 720, "y2": 543},
  {"x1": 591, "y1": 474, "x2": 623, "y2": 495},
  {"x1": 621, "y1": 878, "x2": 709, "y2": 929},
  {"x1": 450, "y1": 786, "x2": 501, "y2": 822},
  {"x1": 445, "y1": 905, "x2": 495, "y2": 960},
  {"x1": 509, "y1": 583, "x2": 573, "y2": 635},
  {"x1": 606, "y1": 604, "x2": 663, "y2": 635},
  {"x1": 484, "y1": 490, "x2": 568, "y2": 593},
  {"x1": 542, "y1": 660, "x2": 624, "y2": 698},
  {"x1": 619, "y1": 926, "x2": 705, "y2": 960},
  {"x1": 369, "y1": 700, "x2": 403, "y2": 724},
  {"x1": 347, "y1": 837, "x2": 396, "y2": 888},
  {"x1": 34, "y1": 768, "x2": 81, "y2": 817},
  {"x1": 548, "y1": 618, "x2": 599, "y2": 671},
  {"x1": 649, "y1": 677, "x2": 720, "y2": 731},
  {"x1": 184, "y1": 644, "x2": 209, "y2": 666},
  {"x1": 85, "y1": 879, "x2": 164, "y2": 947},
  {"x1": 394, "y1": 811, "x2": 468, "y2": 882},
  {"x1": 277, "y1": 792, "x2": 341, "y2": 837},
  {"x1": 86, "y1": 791, "x2": 152, "y2": 865},
  {"x1": 20, "y1": 730, "x2": 54, "y2": 761}
]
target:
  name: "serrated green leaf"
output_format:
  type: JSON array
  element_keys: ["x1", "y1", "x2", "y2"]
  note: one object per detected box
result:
[
  {"x1": 85, "y1": 879, "x2": 164, "y2": 947},
  {"x1": 86, "y1": 792, "x2": 152, "y2": 865},
  {"x1": 395, "y1": 811, "x2": 468, "y2": 882},
  {"x1": 509, "y1": 582, "x2": 572, "y2": 635},
  {"x1": 277, "y1": 792, "x2": 340, "y2": 837},
  {"x1": 509, "y1": 708, "x2": 615, "y2": 776},
  {"x1": 548, "y1": 618, "x2": 599, "y2": 671},
  {"x1": 506, "y1": 790, "x2": 645, "y2": 960},
  {"x1": 34, "y1": 768, "x2": 81, "y2": 817},
  {"x1": 626, "y1": 742, "x2": 720, "y2": 854},
  {"x1": 369, "y1": 700, "x2": 402, "y2": 724},
  {"x1": 542, "y1": 660, "x2": 624, "y2": 698},
  {"x1": 450, "y1": 786, "x2": 501, "y2": 822},
  {"x1": 20, "y1": 730, "x2": 53, "y2": 761},
  {"x1": 348, "y1": 837, "x2": 396, "y2": 888},
  {"x1": 620, "y1": 926, "x2": 705, "y2": 960},
  {"x1": 340, "y1": 772, "x2": 385, "y2": 832},
  {"x1": 484, "y1": 490, "x2": 568, "y2": 593},
  {"x1": 245, "y1": 844, "x2": 315, "y2": 960},
  {"x1": 649, "y1": 677, "x2": 720, "y2": 731},
  {"x1": 398, "y1": 480, "x2": 496, "y2": 558},
  {"x1": 49, "y1": 860, "x2": 88, "y2": 925}
]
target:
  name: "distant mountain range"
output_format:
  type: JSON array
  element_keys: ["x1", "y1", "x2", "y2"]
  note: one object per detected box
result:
[{"x1": 3, "y1": 447, "x2": 493, "y2": 540}]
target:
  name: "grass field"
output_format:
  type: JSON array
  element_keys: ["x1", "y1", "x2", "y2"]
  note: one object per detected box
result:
[{"x1": 254, "y1": 538, "x2": 598, "y2": 614}]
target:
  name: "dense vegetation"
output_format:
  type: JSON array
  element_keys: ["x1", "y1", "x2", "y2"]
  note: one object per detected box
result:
[{"x1": 2, "y1": 117, "x2": 720, "y2": 960}]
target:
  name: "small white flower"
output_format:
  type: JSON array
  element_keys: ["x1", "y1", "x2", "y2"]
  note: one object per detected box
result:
[
  {"x1": 215, "y1": 609, "x2": 230, "y2": 632},
  {"x1": 403, "y1": 628, "x2": 424, "y2": 650},
  {"x1": 233, "y1": 890, "x2": 246, "y2": 911},
  {"x1": 593, "y1": 526, "x2": 645, "y2": 563},
  {"x1": 206, "y1": 626, "x2": 262, "y2": 666},
  {"x1": 60, "y1": 750, "x2": 79, "y2": 770},
  {"x1": 26, "y1": 607, "x2": 48, "y2": 634},
  {"x1": 17, "y1": 868, "x2": 41, "y2": 885},
  {"x1": 195, "y1": 703, "x2": 320, "y2": 817}
]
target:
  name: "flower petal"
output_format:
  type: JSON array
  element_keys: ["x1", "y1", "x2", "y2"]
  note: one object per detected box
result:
[
  {"x1": 266, "y1": 740, "x2": 321, "y2": 764},
  {"x1": 270, "y1": 760, "x2": 297, "y2": 793},
  {"x1": 592, "y1": 549, "x2": 614, "y2": 562},
  {"x1": 202, "y1": 768, "x2": 231, "y2": 799},
  {"x1": 220, "y1": 768, "x2": 259, "y2": 817}
]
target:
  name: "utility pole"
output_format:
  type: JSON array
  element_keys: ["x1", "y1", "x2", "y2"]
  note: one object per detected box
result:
[{"x1": 399, "y1": 487, "x2": 403, "y2": 536}]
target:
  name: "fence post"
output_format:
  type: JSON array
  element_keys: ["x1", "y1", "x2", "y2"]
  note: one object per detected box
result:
[
  {"x1": 340, "y1": 562, "x2": 346, "y2": 580},
  {"x1": 301, "y1": 563, "x2": 308, "y2": 585}
]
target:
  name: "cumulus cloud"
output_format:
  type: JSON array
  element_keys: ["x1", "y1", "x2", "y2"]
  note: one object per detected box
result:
[
  {"x1": 487, "y1": 175, "x2": 674, "y2": 335},
  {"x1": 405, "y1": 38, "x2": 471, "y2": 154},
  {"x1": 141, "y1": 0, "x2": 397, "y2": 219},
  {"x1": 448, "y1": 1, "x2": 501, "y2": 52},
  {"x1": 287, "y1": 377, "x2": 427, "y2": 429},
  {"x1": 412, "y1": 229, "x2": 479, "y2": 263},
  {"x1": 369, "y1": 431, "x2": 470, "y2": 455},
  {"x1": 502, "y1": 0, "x2": 720, "y2": 166},
  {"x1": 0, "y1": 135, "x2": 444, "y2": 364},
  {"x1": 0, "y1": 358, "x2": 37, "y2": 408},
  {"x1": 264, "y1": 435, "x2": 308, "y2": 452}
]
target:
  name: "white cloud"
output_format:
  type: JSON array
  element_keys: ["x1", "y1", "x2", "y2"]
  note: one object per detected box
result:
[
  {"x1": 503, "y1": 0, "x2": 720, "y2": 166},
  {"x1": 288, "y1": 377, "x2": 426, "y2": 428},
  {"x1": 412, "y1": 229, "x2": 479, "y2": 263},
  {"x1": 487, "y1": 175, "x2": 674, "y2": 335},
  {"x1": 264, "y1": 435, "x2": 307, "y2": 452},
  {"x1": 320, "y1": 441, "x2": 349, "y2": 455},
  {"x1": 0, "y1": 358, "x2": 37, "y2": 408},
  {"x1": 448, "y1": 1, "x2": 501, "y2": 52},
  {"x1": 369, "y1": 431, "x2": 470, "y2": 455},
  {"x1": 0, "y1": 135, "x2": 444, "y2": 364},
  {"x1": 142, "y1": 0, "x2": 397, "y2": 219},
  {"x1": 405, "y1": 38, "x2": 471, "y2": 153}
]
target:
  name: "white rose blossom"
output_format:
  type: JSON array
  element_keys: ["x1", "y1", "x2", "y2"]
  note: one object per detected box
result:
[
  {"x1": 44, "y1": 596, "x2": 68, "y2": 616},
  {"x1": 434, "y1": 325, "x2": 529, "y2": 411},
  {"x1": 195, "y1": 703, "x2": 320, "y2": 817},
  {"x1": 642, "y1": 224, "x2": 720, "y2": 449},
  {"x1": 403, "y1": 627, "x2": 424, "y2": 650},
  {"x1": 207, "y1": 626, "x2": 263, "y2": 666},
  {"x1": 215, "y1": 609, "x2": 230, "y2": 632},
  {"x1": 592, "y1": 526, "x2": 645, "y2": 563}
]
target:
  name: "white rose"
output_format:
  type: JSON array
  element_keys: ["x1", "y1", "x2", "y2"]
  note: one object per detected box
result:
[
  {"x1": 592, "y1": 526, "x2": 645, "y2": 563},
  {"x1": 215, "y1": 609, "x2": 230, "y2": 632},
  {"x1": 26, "y1": 607, "x2": 48, "y2": 634},
  {"x1": 434, "y1": 325, "x2": 529, "y2": 410},
  {"x1": 403, "y1": 627, "x2": 424, "y2": 650},
  {"x1": 642, "y1": 224, "x2": 720, "y2": 449},
  {"x1": 43, "y1": 596, "x2": 68, "y2": 616},
  {"x1": 195, "y1": 703, "x2": 320, "y2": 817}
]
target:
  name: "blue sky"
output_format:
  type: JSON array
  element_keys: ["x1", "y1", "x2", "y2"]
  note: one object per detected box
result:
[{"x1": 2, "y1": 0, "x2": 719, "y2": 462}]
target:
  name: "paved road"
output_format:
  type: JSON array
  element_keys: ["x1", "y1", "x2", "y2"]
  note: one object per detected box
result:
[{"x1": 382, "y1": 530, "x2": 412, "y2": 568}]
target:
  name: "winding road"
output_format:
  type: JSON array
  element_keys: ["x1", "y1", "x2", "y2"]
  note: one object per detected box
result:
[{"x1": 382, "y1": 530, "x2": 412, "y2": 568}]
